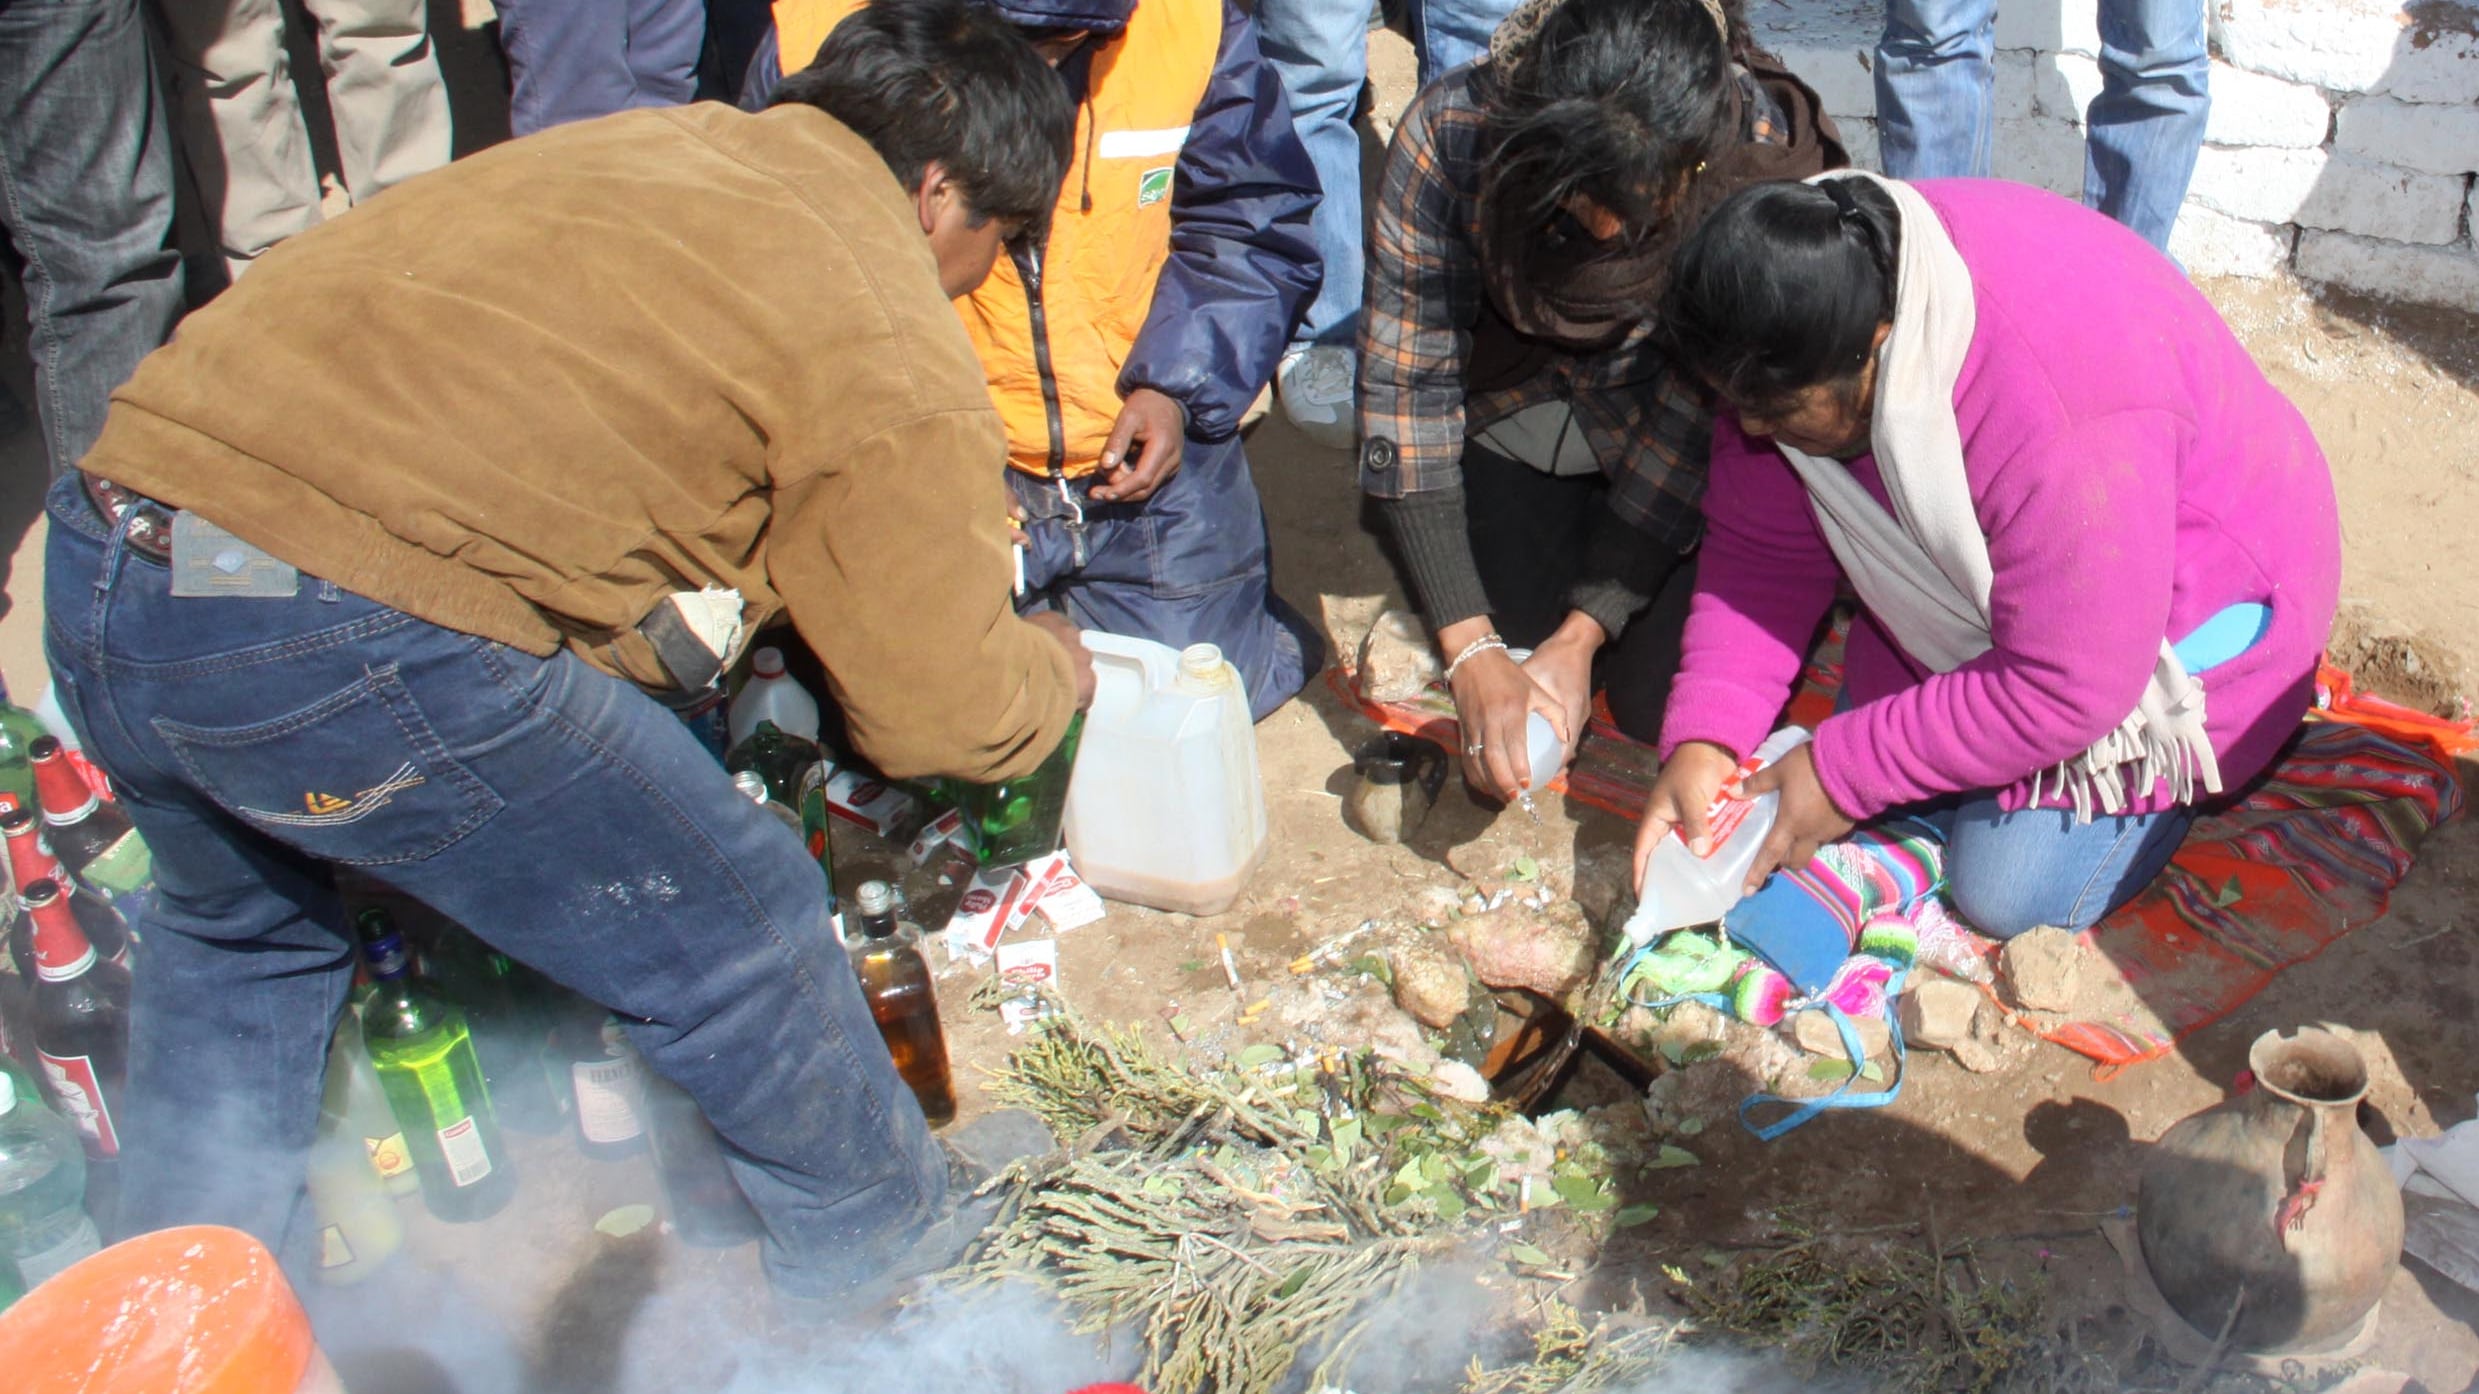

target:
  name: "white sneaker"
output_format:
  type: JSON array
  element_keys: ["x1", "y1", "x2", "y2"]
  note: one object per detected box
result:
[{"x1": 1277, "y1": 345, "x2": 1357, "y2": 451}]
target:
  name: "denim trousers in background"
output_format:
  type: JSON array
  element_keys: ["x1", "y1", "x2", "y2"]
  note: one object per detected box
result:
[
  {"x1": 0, "y1": 0, "x2": 185, "y2": 476},
  {"x1": 1875, "y1": 0, "x2": 2210, "y2": 252},
  {"x1": 42, "y1": 477, "x2": 944, "y2": 1296},
  {"x1": 1256, "y1": 0, "x2": 1517, "y2": 349},
  {"x1": 496, "y1": 0, "x2": 705, "y2": 136}
]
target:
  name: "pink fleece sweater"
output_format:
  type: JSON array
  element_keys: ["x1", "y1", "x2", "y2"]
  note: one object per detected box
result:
[{"x1": 1659, "y1": 179, "x2": 2341, "y2": 819}]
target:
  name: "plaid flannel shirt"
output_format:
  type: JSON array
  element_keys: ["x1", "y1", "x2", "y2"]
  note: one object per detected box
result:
[{"x1": 1357, "y1": 64, "x2": 1786, "y2": 554}]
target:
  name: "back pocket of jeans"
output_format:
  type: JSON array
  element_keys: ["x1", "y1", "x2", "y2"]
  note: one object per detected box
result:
[{"x1": 156, "y1": 666, "x2": 503, "y2": 866}]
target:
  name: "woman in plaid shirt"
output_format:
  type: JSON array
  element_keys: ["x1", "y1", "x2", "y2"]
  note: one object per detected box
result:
[{"x1": 1356, "y1": 0, "x2": 1841, "y2": 804}]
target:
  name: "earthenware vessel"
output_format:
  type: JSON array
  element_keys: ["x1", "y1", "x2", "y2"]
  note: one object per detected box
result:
[
  {"x1": 1343, "y1": 733, "x2": 1446, "y2": 844},
  {"x1": 2137, "y1": 1026, "x2": 2404, "y2": 1352}
]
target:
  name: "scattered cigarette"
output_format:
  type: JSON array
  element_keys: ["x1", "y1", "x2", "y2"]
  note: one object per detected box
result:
[
  {"x1": 1288, "y1": 920, "x2": 1378, "y2": 974},
  {"x1": 1011, "y1": 539, "x2": 1027, "y2": 598},
  {"x1": 1216, "y1": 932, "x2": 1243, "y2": 996}
]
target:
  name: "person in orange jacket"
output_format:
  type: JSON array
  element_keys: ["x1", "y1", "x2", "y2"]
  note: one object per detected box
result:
[{"x1": 747, "y1": 0, "x2": 1325, "y2": 719}]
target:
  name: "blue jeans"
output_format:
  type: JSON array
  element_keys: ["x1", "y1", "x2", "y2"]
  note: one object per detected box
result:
[
  {"x1": 0, "y1": 0, "x2": 185, "y2": 475},
  {"x1": 1928, "y1": 794, "x2": 2193, "y2": 938},
  {"x1": 42, "y1": 478, "x2": 943, "y2": 1295},
  {"x1": 1256, "y1": 0, "x2": 1514, "y2": 348},
  {"x1": 496, "y1": 0, "x2": 704, "y2": 136},
  {"x1": 1010, "y1": 436, "x2": 1322, "y2": 721},
  {"x1": 1874, "y1": 0, "x2": 2208, "y2": 252}
]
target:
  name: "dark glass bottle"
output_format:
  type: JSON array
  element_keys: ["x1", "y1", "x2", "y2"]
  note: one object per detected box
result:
[
  {"x1": 3, "y1": 807, "x2": 131, "y2": 968},
  {"x1": 354, "y1": 909, "x2": 514, "y2": 1223},
  {"x1": 846, "y1": 880, "x2": 955, "y2": 1126},
  {"x1": 0, "y1": 698, "x2": 52, "y2": 814},
  {"x1": 724, "y1": 721, "x2": 825, "y2": 808},
  {"x1": 26, "y1": 739, "x2": 149, "y2": 903},
  {"x1": 20, "y1": 879, "x2": 131, "y2": 1163}
]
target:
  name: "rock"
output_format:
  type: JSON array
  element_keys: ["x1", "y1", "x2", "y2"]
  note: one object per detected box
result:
[
  {"x1": 2167, "y1": 204, "x2": 2296, "y2": 280},
  {"x1": 1642, "y1": 998, "x2": 1732, "y2": 1059},
  {"x1": 1567, "y1": 843, "x2": 1634, "y2": 926},
  {"x1": 1951, "y1": 1037, "x2": 2004, "y2": 1073},
  {"x1": 2203, "y1": 63, "x2": 2334, "y2": 150},
  {"x1": 2297, "y1": 228, "x2": 2479, "y2": 318},
  {"x1": 1430, "y1": 1059, "x2": 1491, "y2": 1104},
  {"x1": 2190, "y1": 146, "x2": 2466, "y2": 244},
  {"x1": 1900, "y1": 979, "x2": 1983, "y2": 1052},
  {"x1": 1388, "y1": 935, "x2": 1474, "y2": 1029},
  {"x1": 1412, "y1": 884, "x2": 1464, "y2": 927},
  {"x1": 2336, "y1": 95, "x2": 2479, "y2": 178},
  {"x1": 1446, "y1": 902, "x2": 1597, "y2": 1001},
  {"x1": 1358, "y1": 609, "x2": 1442, "y2": 703},
  {"x1": 1791, "y1": 1009, "x2": 1892, "y2": 1062},
  {"x1": 1445, "y1": 839, "x2": 1510, "y2": 880},
  {"x1": 2002, "y1": 927, "x2": 2085, "y2": 1013}
]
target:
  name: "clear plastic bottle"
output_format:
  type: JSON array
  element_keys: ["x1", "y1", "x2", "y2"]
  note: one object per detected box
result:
[
  {"x1": 0, "y1": 1070, "x2": 101, "y2": 1303},
  {"x1": 1623, "y1": 727, "x2": 1813, "y2": 947}
]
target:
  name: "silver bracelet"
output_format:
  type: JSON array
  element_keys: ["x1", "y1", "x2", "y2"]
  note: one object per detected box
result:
[{"x1": 1444, "y1": 632, "x2": 1508, "y2": 683}]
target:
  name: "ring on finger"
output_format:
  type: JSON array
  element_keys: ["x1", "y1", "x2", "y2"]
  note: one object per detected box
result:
[{"x1": 1464, "y1": 740, "x2": 1485, "y2": 756}]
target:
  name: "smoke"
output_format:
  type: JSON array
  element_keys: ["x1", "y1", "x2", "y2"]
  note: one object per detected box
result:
[{"x1": 714, "y1": 1280, "x2": 1125, "y2": 1394}]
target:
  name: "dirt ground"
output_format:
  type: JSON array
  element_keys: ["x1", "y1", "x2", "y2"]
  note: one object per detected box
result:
[{"x1": 4, "y1": 15, "x2": 2478, "y2": 1394}]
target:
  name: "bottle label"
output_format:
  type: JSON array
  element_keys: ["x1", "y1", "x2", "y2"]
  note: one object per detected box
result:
[
  {"x1": 36, "y1": 1051, "x2": 120, "y2": 1156},
  {"x1": 12, "y1": 1213, "x2": 102, "y2": 1289},
  {"x1": 319, "y1": 1223, "x2": 355, "y2": 1270},
  {"x1": 572, "y1": 1059, "x2": 645, "y2": 1144},
  {"x1": 435, "y1": 1116, "x2": 495, "y2": 1187},
  {"x1": 364, "y1": 1129, "x2": 415, "y2": 1182},
  {"x1": 78, "y1": 831, "x2": 152, "y2": 899}
]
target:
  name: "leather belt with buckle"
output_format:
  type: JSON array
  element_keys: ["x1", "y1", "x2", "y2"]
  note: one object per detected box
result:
[{"x1": 84, "y1": 477, "x2": 175, "y2": 562}]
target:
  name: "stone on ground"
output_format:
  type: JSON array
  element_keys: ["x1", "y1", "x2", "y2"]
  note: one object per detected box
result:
[
  {"x1": 1359, "y1": 608, "x2": 1442, "y2": 702},
  {"x1": 1792, "y1": 1008, "x2": 1893, "y2": 1062},
  {"x1": 2002, "y1": 926, "x2": 2086, "y2": 1013},
  {"x1": 1901, "y1": 978, "x2": 1984, "y2": 1052},
  {"x1": 1446, "y1": 901, "x2": 1597, "y2": 1002},
  {"x1": 1388, "y1": 933, "x2": 1474, "y2": 1028}
]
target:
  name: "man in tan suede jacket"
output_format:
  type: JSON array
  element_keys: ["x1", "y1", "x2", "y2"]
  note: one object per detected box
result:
[{"x1": 43, "y1": 0, "x2": 1084, "y2": 1299}]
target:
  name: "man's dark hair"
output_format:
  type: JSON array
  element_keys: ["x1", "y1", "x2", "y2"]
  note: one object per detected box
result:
[
  {"x1": 770, "y1": 0, "x2": 1073, "y2": 235},
  {"x1": 1475, "y1": 0, "x2": 1738, "y2": 316},
  {"x1": 1661, "y1": 178, "x2": 1900, "y2": 414}
]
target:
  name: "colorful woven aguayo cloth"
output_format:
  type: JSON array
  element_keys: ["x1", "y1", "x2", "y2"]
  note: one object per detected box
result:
[{"x1": 1331, "y1": 625, "x2": 2471, "y2": 1072}]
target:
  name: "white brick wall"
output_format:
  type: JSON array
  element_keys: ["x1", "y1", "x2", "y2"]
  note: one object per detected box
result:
[
  {"x1": 2334, "y1": 95, "x2": 2479, "y2": 176},
  {"x1": 2297, "y1": 229, "x2": 2479, "y2": 311},
  {"x1": 2202, "y1": 63, "x2": 2332, "y2": 148},
  {"x1": 1753, "y1": 0, "x2": 2479, "y2": 311}
]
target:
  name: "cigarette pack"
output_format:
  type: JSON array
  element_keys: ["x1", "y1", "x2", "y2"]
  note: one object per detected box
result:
[
  {"x1": 1029, "y1": 853, "x2": 1106, "y2": 931},
  {"x1": 995, "y1": 938, "x2": 1060, "y2": 1027},
  {"x1": 942, "y1": 864, "x2": 1039, "y2": 960},
  {"x1": 823, "y1": 765, "x2": 917, "y2": 838},
  {"x1": 906, "y1": 807, "x2": 971, "y2": 866}
]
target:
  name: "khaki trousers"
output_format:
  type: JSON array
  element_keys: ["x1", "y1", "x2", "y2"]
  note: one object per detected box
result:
[{"x1": 156, "y1": 0, "x2": 449, "y2": 278}]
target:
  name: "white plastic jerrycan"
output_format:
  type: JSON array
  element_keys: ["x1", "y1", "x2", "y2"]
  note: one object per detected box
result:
[
  {"x1": 1062, "y1": 634, "x2": 1269, "y2": 917},
  {"x1": 1621, "y1": 726, "x2": 1812, "y2": 947}
]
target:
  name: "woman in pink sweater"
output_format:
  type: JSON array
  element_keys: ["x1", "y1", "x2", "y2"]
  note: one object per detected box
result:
[{"x1": 1636, "y1": 174, "x2": 2339, "y2": 937}]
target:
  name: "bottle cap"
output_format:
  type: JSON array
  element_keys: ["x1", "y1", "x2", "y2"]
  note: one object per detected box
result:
[
  {"x1": 749, "y1": 647, "x2": 786, "y2": 679},
  {"x1": 731, "y1": 770, "x2": 769, "y2": 805},
  {"x1": 853, "y1": 880, "x2": 895, "y2": 917}
]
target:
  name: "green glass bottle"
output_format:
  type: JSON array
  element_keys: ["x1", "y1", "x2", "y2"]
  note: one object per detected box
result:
[
  {"x1": 953, "y1": 712, "x2": 1085, "y2": 866},
  {"x1": 353, "y1": 909, "x2": 514, "y2": 1223},
  {"x1": 725, "y1": 721, "x2": 825, "y2": 806},
  {"x1": 0, "y1": 699, "x2": 49, "y2": 815}
]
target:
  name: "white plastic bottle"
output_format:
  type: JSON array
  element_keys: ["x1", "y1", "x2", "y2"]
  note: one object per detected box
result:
[
  {"x1": 0, "y1": 1069, "x2": 101, "y2": 1294},
  {"x1": 727, "y1": 647, "x2": 819, "y2": 748},
  {"x1": 1522, "y1": 711, "x2": 1565, "y2": 791},
  {"x1": 1061, "y1": 636, "x2": 1269, "y2": 916},
  {"x1": 1622, "y1": 727, "x2": 1812, "y2": 947}
]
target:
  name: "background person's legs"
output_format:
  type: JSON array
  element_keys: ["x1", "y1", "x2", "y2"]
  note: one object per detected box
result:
[
  {"x1": 302, "y1": 0, "x2": 451, "y2": 198},
  {"x1": 1258, "y1": 0, "x2": 1368, "y2": 448},
  {"x1": 1018, "y1": 438, "x2": 1320, "y2": 721},
  {"x1": 2083, "y1": 0, "x2": 2209, "y2": 253},
  {"x1": 1404, "y1": 0, "x2": 1516, "y2": 87},
  {"x1": 1938, "y1": 794, "x2": 2195, "y2": 938},
  {"x1": 0, "y1": 0, "x2": 184, "y2": 475},
  {"x1": 155, "y1": 0, "x2": 323, "y2": 279},
  {"x1": 1874, "y1": 0, "x2": 1999, "y2": 179},
  {"x1": 43, "y1": 492, "x2": 945, "y2": 1294},
  {"x1": 496, "y1": 0, "x2": 702, "y2": 136}
]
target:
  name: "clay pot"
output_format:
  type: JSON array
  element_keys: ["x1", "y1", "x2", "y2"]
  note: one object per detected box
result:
[{"x1": 2137, "y1": 1027, "x2": 2405, "y2": 1353}]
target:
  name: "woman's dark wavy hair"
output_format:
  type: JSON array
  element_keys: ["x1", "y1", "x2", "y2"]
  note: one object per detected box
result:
[
  {"x1": 770, "y1": 0, "x2": 1073, "y2": 237},
  {"x1": 1662, "y1": 177, "x2": 1901, "y2": 413},
  {"x1": 1475, "y1": 0, "x2": 1742, "y2": 310}
]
